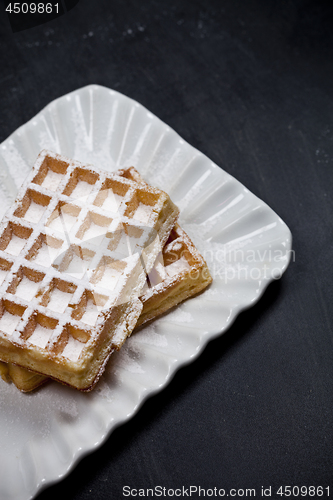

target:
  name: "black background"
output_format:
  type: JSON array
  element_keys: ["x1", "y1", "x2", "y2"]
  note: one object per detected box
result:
[{"x1": 1, "y1": 0, "x2": 333, "y2": 498}]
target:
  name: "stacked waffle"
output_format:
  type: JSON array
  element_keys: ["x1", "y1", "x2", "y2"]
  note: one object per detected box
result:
[{"x1": 0, "y1": 151, "x2": 212, "y2": 392}]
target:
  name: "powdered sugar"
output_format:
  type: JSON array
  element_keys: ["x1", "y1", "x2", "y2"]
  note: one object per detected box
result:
[
  {"x1": 0, "y1": 311, "x2": 21, "y2": 335},
  {"x1": 71, "y1": 180, "x2": 93, "y2": 200},
  {"x1": 97, "y1": 266, "x2": 120, "y2": 291},
  {"x1": 114, "y1": 347, "x2": 144, "y2": 373},
  {"x1": 23, "y1": 202, "x2": 46, "y2": 223},
  {"x1": 28, "y1": 325, "x2": 52, "y2": 349},
  {"x1": 15, "y1": 277, "x2": 40, "y2": 301},
  {"x1": 33, "y1": 242, "x2": 61, "y2": 268},
  {"x1": 166, "y1": 309, "x2": 194, "y2": 323},
  {"x1": 101, "y1": 190, "x2": 122, "y2": 212},
  {"x1": 133, "y1": 203, "x2": 152, "y2": 223},
  {"x1": 0, "y1": 269, "x2": 9, "y2": 286},
  {"x1": 47, "y1": 288, "x2": 72, "y2": 314},
  {"x1": 41, "y1": 170, "x2": 63, "y2": 191},
  {"x1": 166, "y1": 256, "x2": 190, "y2": 277},
  {"x1": 131, "y1": 324, "x2": 168, "y2": 348},
  {"x1": 62, "y1": 336, "x2": 84, "y2": 361},
  {"x1": 80, "y1": 299, "x2": 100, "y2": 326},
  {"x1": 5, "y1": 235, "x2": 26, "y2": 256},
  {"x1": 47, "y1": 212, "x2": 77, "y2": 233}
]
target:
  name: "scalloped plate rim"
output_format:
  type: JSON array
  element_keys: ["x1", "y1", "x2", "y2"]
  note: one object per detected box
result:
[{"x1": 0, "y1": 84, "x2": 292, "y2": 500}]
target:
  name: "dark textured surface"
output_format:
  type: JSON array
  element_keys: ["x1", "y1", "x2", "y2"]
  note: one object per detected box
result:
[{"x1": 1, "y1": 0, "x2": 333, "y2": 498}]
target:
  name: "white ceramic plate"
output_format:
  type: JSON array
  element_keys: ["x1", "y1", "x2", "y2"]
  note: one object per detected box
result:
[{"x1": 0, "y1": 85, "x2": 292, "y2": 500}]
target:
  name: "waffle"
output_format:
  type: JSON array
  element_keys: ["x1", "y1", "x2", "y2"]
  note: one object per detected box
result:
[
  {"x1": 119, "y1": 167, "x2": 212, "y2": 327},
  {"x1": 1, "y1": 168, "x2": 212, "y2": 392},
  {"x1": 0, "y1": 359, "x2": 44, "y2": 391},
  {"x1": 0, "y1": 151, "x2": 179, "y2": 391}
]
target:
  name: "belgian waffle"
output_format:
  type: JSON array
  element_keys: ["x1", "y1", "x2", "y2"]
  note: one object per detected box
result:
[
  {"x1": 1, "y1": 168, "x2": 212, "y2": 393},
  {"x1": 0, "y1": 151, "x2": 179, "y2": 391},
  {"x1": 119, "y1": 168, "x2": 212, "y2": 327}
]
